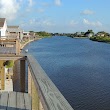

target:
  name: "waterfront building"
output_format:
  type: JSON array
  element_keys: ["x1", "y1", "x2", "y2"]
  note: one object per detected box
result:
[
  {"x1": 7, "y1": 26, "x2": 23, "y2": 40},
  {"x1": 0, "y1": 18, "x2": 7, "y2": 39},
  {"x1": 0, "y1": 18, "x2": 23, "y2": 40}
]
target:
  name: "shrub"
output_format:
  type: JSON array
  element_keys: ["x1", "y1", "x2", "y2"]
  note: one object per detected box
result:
[{"x1": 4, "y1": 60, "x2": 14, "y2": 68}]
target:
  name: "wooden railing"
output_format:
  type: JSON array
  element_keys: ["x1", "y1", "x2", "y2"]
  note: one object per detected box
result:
[
  {"x1": 0, "y1": 54, "x2": 74, "y2": 109},
  {"x1": 0, "y1": 38, "x2": 20, "y2": 55},
  {"x1": 27, "y1": 55, "x2": 74, "y2": 110}
]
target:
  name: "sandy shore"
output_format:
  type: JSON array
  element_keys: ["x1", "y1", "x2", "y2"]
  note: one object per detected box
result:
[
  {"x1": 20, "y1": 38, "x2": 42, "y2": 50},
  {"x1": 20, "y1": 39, "x2": 34, "y2": 49}
]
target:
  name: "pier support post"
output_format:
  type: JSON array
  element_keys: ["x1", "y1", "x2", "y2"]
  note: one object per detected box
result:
[
  {"x1": 0, "y1": 60, "x2": 5, "y2": 90},
  {"x1": 20, "y1": 60, "x2": 25, "y2": 92},
  {"x1": 13, "y1": 60, "x2": 20, "y2": 92}
]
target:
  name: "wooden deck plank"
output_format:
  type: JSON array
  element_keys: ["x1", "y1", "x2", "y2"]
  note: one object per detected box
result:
[
  {"x1": 0, "y1": 92, "x2": 8, "y2": 110},
  {"x1": 0, "y1": 92, "x2": 31, "y2": 110},
  {"x1": 7, "y1": 92, "x2": 16, "y2": 110},
  {"x1": 24, "y1": 93, "x2": 31, "y2": 110},
  {"x1": 16, "y1": 92, "x2": 25, "y2": 109}
]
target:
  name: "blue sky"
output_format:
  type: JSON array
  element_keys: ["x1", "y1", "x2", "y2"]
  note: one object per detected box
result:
[{"x1": 0, "y1": 0, "x2": 110, "y2": 33}]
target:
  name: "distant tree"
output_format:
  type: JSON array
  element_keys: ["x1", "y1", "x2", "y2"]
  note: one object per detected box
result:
[
  {"x1": 36, "y1": 31, "x2": 51, "y2": 37},
  {"x1": 29, "y1": 31, "x2": 34, "y2": 33},
  {"x1": 87, "y1": 30, "x2": 94, "y2": 34},
  {"x1": 84, "y1": 30, "x2": 94, "y2": 36}
]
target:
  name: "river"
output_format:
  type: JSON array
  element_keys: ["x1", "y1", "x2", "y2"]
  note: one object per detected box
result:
[{"x1": 25, "y1": 36, "x2": 110, "y2": 110}]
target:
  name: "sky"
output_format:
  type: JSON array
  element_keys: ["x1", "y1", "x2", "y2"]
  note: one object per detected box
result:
[{"x1": 0, "y1": 0, "x2": 110, "y2": 33}]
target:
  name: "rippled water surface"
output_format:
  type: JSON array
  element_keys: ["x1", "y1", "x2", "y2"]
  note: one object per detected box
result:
[{"x1": 25, "y1": 36, "x2": 110, "y2": 110}]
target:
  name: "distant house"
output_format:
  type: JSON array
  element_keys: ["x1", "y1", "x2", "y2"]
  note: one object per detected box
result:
[
  {"x1": 23, "y1": 31, "x2": 30, "y2": 37},
  {"x1": 29, "y1": 31, "x2": 36, "y2": 36},
  {"x1": 0, "y1": 18, "x2": 7, "y2": 39},
  {"x1": 96, "y1": 31, "x2": 110, "y2": 37},
  {"x1": 7, "y1": 26, "x2": 23, "y2": 40},
  {"x1": 76, "y1": 32, "x2": 81, "y2": 36},
  {"x1": 86, "y1": 33, "x2": 94, "y2": 38},
  {"x1": 96, "y1": 33, "x2": 105, "y2": 37},
  {"x1": 85, "y1": 32, "x2": 94, "y2": 38},
  {"x1": 0, "y1": 18, "x2": 23, "y2": 40}
]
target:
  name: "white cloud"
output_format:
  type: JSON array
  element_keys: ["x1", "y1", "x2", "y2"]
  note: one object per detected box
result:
[
  {"x1": 21, "y1": 18, "x2": 55, "y2": 29},
  {"x1": 41, "y1": 2, "x2": 51, "y2": 7},
  {"x1": 20, "y1": 17, "x2": 55, "y2": 32},
  {"x1": 0, "y1": 0, "x2": 19, "y2": 21},
  {"x1": 83, "y1": 19, "x2": 102, "y2": 27},
  {"x1": 30, "y1": 18, "x2": 55, "y2": 27},
  {"x1": 28, "y1": 0, "x2": 33, "y2": 6},
  {"x1": 81, "y1": 9, "x2": 94, "y2": 15},
  {"x1": 0, "y1": 0, "x2": 34, "y2": 21},
  {"x1": 69, "y1": 20, "x2": 78, "y2": 26},
  {"x1": 55, "y1": 0, "x2": 61, "y2": 6},
  {"x1": 36, "y1": 8, "x2": 45, "y2": 13}
]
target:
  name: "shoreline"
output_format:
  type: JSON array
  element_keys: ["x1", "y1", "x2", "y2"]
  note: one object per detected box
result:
[{"x1": 20, "y1": 38, "x2": 42, "y2": 50}]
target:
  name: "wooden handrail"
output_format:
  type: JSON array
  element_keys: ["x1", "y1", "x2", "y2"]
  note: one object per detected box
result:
[
  {"x1": 27, "y1": 55, "x2": 74, "y2": 110},
  {"x1": 0, "y1": 38, "x2": 20, "y2": 55}
]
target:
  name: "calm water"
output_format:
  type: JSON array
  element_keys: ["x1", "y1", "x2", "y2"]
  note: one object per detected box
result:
[{"x1": 25, "y1": 36, "x2": 110, "y2": 110}]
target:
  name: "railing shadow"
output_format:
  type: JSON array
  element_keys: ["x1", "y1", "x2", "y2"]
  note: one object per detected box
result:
[{"x1": 0, "y1": 105, "x2": 31, "y2": 110}]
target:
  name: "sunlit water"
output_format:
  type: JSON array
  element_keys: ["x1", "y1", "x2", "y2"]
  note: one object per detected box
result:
[{"x1": 25, "y1": 36, "x2": 110, "y2": 110}]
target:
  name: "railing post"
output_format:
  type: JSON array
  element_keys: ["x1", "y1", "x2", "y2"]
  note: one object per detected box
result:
[
  {"x1": 0, "y1": 60, "x2": 5, "y2": 90},
  {"x1": 16, "y1": 40, "x2": 20, "y2": 55},
  {"x1": 28, "y1": 66, "x2": 32, "y2": 95},
  {"x1": 13, "y1": 60, "x2": 20, "y2": 92},
  {"x1": 20, "y1": 60, "x2": 25, "y2": 92},
  {"x1": 28, "y1": 66, "x2": 40, "y2": 110},
  {"x1": 32, "y1": 78, "x2": 39, "y2": 110}
]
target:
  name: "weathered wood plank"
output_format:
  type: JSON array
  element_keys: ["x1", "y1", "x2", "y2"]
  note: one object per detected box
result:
[
  {"x1": 16, "y1": 92, "x2": 25, "y2": 109},
  {"x1": 0, "y1": 55, "x2": 26, "y2": 60},
  {"x1": 0, "y1": 92, "x2": 32, "y2": 110},
  {"x1": 0, "y1": 47, "x2": 16, "y2": 54},
  {"x1": 24, "y1": 93, "x2": 31, "y2": 110},
  {"x1": 0, "y1": 92, "x2": 8, "y2": 110},
  {"x1": 7, "y1": 92, "x2": 16, "y2": 110},
  {"x1": 27, "y1": 55, "x2": 74, "y2": 110}
]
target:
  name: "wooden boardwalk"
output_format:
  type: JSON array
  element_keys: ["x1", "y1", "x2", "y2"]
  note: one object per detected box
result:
[
  {"x1": 0, "y1": 47, "x2": 16, "y2": 54},
  {"x1": 0, "y1": 92, "x2": 31, "y2": 110}
]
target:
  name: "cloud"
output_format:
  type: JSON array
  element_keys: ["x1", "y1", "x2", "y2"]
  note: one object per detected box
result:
[
  {"x1": 41, "y1": 2, "x2": 51, "y2": 7},
  {"x1": 81, "y1": 9, "x2": 94, "y2": 15},
  {"x1": 83, "y1": 19, "x2": 102, "y2": 27},
  {"x1": 21, "y1": 17, "x2": 55, "y2": 30},
  {"x1": 28, "y1": 0, "x2": 33, "y2": 6},
  {"x1": 0, "y1": 0, "x2": 19, "y2": 21},
  {"x1": 69, "y1": 20, "x2": 78, "y2": 27},
  {"x1": 55, "y1": 0, "x2": 61, "y2": 6},
  {"x1": 36, "y1": 8, "x2": 45, "y2": 13},
  {"x1": 30, "y1": 18, "x2": 55, "y2": 27},
  {"x1": 0, "y1": 0, "x2": 34, "y2": 21}
]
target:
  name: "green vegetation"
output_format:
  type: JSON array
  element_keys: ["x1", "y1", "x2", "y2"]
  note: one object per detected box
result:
[
  {"x1": 27, "y1": 30, "x2": 110, "y2": 44},
  {"x1": 90, "y1": 36, "x2": 110, "y2": 43},
  {"x1": 35, "y1": 31, "x2": 52, "y2": 38},
  {"x1": 90, "y1": 31, "x2": 110, "y2": 43},
  {"x1": 4, "y1": 60, "x2": 14, "y2": 68},
  {"x1": 52, "y1": 30, "x2": 94, "y2": 38}
]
